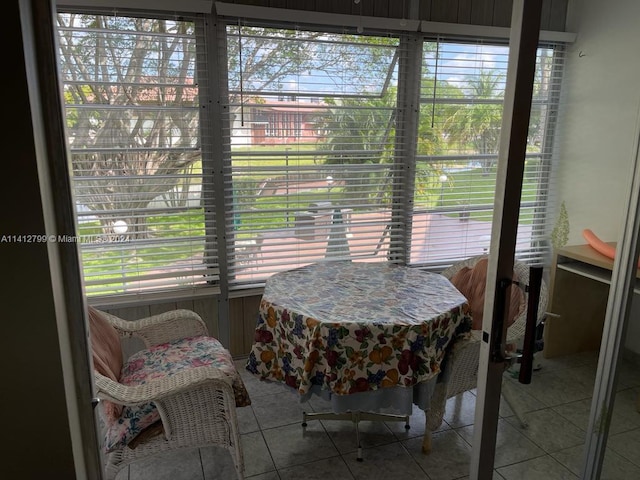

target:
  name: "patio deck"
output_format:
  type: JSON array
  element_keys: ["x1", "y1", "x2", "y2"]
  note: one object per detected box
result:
[
  {"x1": 112, "y1": 211, "x2": 533, "y2": 292},
  {"x1": 233, "y1": 212, "x2": 533, "y2": 283}
]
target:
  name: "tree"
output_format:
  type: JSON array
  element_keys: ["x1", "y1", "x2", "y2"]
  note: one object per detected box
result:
[
  {"x1": 58, "y1": 17, "x2": 399, "y2": 236},
  {"x1": 226, "y1": 28, "x2": 398, "y2": 127},
  {"x1": 527, "y1": 47, "x2": 556, "y2": 152},
  {"x1": 57, "y1": 13, "x2": 200, "y2": 237},
  {"x1": 227, "y1": 28, "x2": 402, "y2": 208},
  {"x1": 411, "y1": 67, "x2": 466, "y2": 207},
  {"x1": 442, "y1": 70, "x2": 504, "y2": 174},
  {"x1": 319, "y1": 89, "x2": 397, "y2": 206}
]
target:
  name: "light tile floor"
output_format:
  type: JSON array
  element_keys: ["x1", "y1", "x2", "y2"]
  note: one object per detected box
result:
[{"x1": 114, "y1": 351, "x2": 640, "y2": 480}]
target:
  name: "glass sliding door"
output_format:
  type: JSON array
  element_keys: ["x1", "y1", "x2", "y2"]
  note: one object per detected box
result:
[
  {"x1": 581, "y1": 113, "x2": 640, "y2": 478},
  {"x1": 597, "y1": 283, "x2": 640, "y2": 478}
]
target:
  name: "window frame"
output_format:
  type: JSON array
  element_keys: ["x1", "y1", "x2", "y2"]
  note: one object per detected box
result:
[
  {"x1": 56, "y1": 8, "x2": 567, "y2": 302},
  {"x1": 57, "y1": 9, "x2": 221, "y2": 302}
]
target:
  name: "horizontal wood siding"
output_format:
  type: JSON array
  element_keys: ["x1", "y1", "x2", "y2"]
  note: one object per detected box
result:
[
  {"x1": 456, "y1": 0, "x2": 472, "y2": 24},
  {"x1": 547, "y1": 0, "x2": 568, "y2": 32},
  {"x1": 221, "y1": 0, "x2": 567, "y2": 31},
  {"x1": 492, "y1": 0, "x2": 512, "y2": 27},
  {"x1": 100, "y1": 297, "x2": 220, "y2": 354},
  {"x1": 430, "y1": 0, "x2": 459, "y2": 24},
  {"x1": 229, "y1": 294, "x2": 263, "y2": 357}
]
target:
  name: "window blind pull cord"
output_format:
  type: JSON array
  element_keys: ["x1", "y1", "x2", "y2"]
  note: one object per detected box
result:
[
  {"x1": 431, "y1": 40, "x2": 439, "y2": 128},
  {"x1": 238, "y1": 19, "x2": 245, "y2": 126}
]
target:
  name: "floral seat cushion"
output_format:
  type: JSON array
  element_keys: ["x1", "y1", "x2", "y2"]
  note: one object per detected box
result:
[{"x1": 103, "y1": 335, "x2": 250, "y2": 452}]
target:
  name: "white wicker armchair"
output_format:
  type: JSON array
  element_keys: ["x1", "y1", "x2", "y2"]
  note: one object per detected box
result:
[
  {"x1": 91, "y1": 309, "x2": 246, "y2": 480},
  {"x1": 426, "y1": 256, "x2": 548, "y2": 440}
]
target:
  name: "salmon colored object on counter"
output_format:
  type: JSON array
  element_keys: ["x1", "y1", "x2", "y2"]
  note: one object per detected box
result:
[{"x1": 582, "y1": 228, "x2": 640, "y2": 268}]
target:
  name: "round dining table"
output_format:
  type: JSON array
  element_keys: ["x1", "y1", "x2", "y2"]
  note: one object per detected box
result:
[{"x1": 246, "y1": 260, "x2": 472, "y2": 456}]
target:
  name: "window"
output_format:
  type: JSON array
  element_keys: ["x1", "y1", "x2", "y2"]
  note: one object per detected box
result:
[
  {"x1": 223, "y1": 25, "x2": 409, "y2": 289},
  {"x1": 56, "y1": 11, "x2": 566, "y2": 300},
  {"x1": 57, "y1": 12, "x2": 218, "y2": 297},
  {"x1": 410, "y1": 38, "x2": 564, "y2": 266}
]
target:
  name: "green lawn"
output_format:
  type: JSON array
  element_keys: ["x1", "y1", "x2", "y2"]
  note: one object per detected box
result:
[
  {"x1": 415, "y1": 160, "x2": 541, "y2": 223},
  {"x1": 79, "y1": 156, "x2": 543, "y2": 293},
  {"x1": 78, "y1": 210, "x2": 206, "y2": 294},
  {"x1": 231, "y1": 143, "x2": 325, "y2": 168}
]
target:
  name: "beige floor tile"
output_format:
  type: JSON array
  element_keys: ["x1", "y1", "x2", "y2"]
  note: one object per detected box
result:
[
  {"x1": 277, "y1": 456, "x2": 354, "y2": 480},
  {"x1": 241, "y1": 431, "x2": 277, "y2": 478},
  {"x1": 403, "y1": 430, "x2": 472, "y2": 480},
  {"x1": 457, "y1": 419, "x2": 545, "y2": 468},
  {"x1": 261, "y1": 421, "x2": 339, "y2": 469},
  {"x1": 342, "y1": 442, "x2": 429, "y2": 480},
  {"x1": 496, "y1": 454, "x2": 577, "y2": 479},
  {"x1": 504, "y1": 408, "x2": 585, "y2": 453},
  {"x1": 552, "y1": 444, "x2": 640, "y2": 479},
  {"x1": 121, "y1": 352, "x2": 638, "y2": 479},
  {"x1": 128, "y1": 448, "x2": 204, "y2": 480}
]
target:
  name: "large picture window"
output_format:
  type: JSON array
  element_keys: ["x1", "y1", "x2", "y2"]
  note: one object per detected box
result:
[
  {"x1": 56, "y1": 11, "x2": 566, "y2": 299},
  {"x1": 411, "y1": 38, "x2": 563, "y2": 266},
  {"x1": 223, "y1": 25, "x2": 408, "y2": 288},
  {"x1": 57, "y1": 12, "x2": 218, "y2": 297}
]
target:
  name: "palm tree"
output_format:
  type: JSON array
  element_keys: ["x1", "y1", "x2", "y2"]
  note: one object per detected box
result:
[
  {"x1": 319, "y1": 90, "x2": 397, "y2": 207},
  {"x1": 443, "y1": 70, "x2": 504, "y2": 174}
]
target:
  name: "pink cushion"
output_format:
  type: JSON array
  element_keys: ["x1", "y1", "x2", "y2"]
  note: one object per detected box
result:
[
  {"x1": 450, "y1": 258, "x2": 525, "y2": 330},
  {"x1": 88, "y1": 306, "x2": 124, "y2": 421},
  {"x1": 88, "y1": 306, "x2": 123, "y2": 381}
]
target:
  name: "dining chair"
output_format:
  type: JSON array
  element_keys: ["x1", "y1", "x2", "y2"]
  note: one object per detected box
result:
[
  {"x1": 426, "y1": 255, "x2": 549, "y2": 438},
  {"x1": 88, "y1": 307, "x2": 248, "y2": 479}
]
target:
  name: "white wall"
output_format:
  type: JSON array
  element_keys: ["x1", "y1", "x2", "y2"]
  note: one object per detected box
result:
[
  {"x1": 555, "y1": 0, "x2": 640, "y2": 352},
  {"x1": 555, "y1": 0, "x2": 640, "y2": 244}
]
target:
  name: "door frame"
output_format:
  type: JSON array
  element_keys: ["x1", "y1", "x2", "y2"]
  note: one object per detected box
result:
[
  {"x1": 471, "y1": 1, "x2": 544, "y2": 477},
  {"x1": 19, "y1": 0, "x2": 103, "y2": 477},
  {"x1": 581, "y1": 101, "x2": 640, "y2": 478}
]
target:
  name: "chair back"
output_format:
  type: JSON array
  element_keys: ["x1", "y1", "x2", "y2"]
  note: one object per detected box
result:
[{"x1": 443, "y1": 255, "x2": 548, "y2": 345}]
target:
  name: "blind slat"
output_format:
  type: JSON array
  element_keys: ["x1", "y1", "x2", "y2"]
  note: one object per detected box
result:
[
  {"x1": 222, "y1": 24, "x2": 408, "y2": 289},
  {"x1": 412, "y1": 38, "x2": 564, "y2": 267},
  {"x1": 59, "y1": 11, "x2": 566, "y2": 299},
  {"x1": 58, "y1": 12, "x2": 219, "y2": 297}
]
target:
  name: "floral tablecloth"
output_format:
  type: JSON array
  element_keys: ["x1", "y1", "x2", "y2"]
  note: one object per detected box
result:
[{"x1": 247, "y1": 261, "x2": 472, "y2": 401}]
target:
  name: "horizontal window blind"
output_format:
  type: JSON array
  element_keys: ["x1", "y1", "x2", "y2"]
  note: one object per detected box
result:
[
  {"x1": 56, "y1": 10, "x2": 567, "y2": 299},
  {"x1": 411, "y1": 37, "x2": 565, "y2": 268},
  {"x1": 222, "y1": 24, "x2": 408, "y2": 289},
  {"x1": 57, "y1": 12, "x2": 218, "y2": 297}
]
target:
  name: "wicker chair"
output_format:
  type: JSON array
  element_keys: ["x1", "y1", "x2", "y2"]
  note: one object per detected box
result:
[
  {"x1": 91, "y1": 309, "x2": 245, "y2": 480},
  {"x1": 426, "y1": 255, "x2": 548, "y2": 441}
]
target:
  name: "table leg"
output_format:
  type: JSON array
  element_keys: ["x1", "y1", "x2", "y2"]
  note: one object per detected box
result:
[
  {"x1": 302, "y1": 410, "x2": 411, "y2": 461},
  {"x1": 422, "y1": 425, "x2": 432, "y2": 454}
]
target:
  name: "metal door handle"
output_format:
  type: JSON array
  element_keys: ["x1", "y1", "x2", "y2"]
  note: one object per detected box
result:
[{"x1": 519, "y1": 266, "x2": 543, "y2": 384}]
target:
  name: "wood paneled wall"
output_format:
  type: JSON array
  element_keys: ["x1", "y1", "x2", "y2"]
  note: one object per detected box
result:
[
  {"x1": 101, "y1": 297, "x2": 219, "y2": 335},
  {"x1": 229, "y1": 295, "x2": 263, "y2": 357},
  {"x1": 219, "y1": 0, "x2": 569, "y2": 32},
  {"x1": 98, "y1": 294, "x2": 263, "y2": 358}
]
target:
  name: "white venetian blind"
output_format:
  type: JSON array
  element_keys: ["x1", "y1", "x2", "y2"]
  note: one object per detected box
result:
[
  {"x1": 57, "y1": 11, "x2": 219, "y2": 297},
  {"x1": 410, "y1": 37, "x2": 565, "y2": 267},
  {"x1": 222, "y1": 23, "x2": 409, "y2": 289}
]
